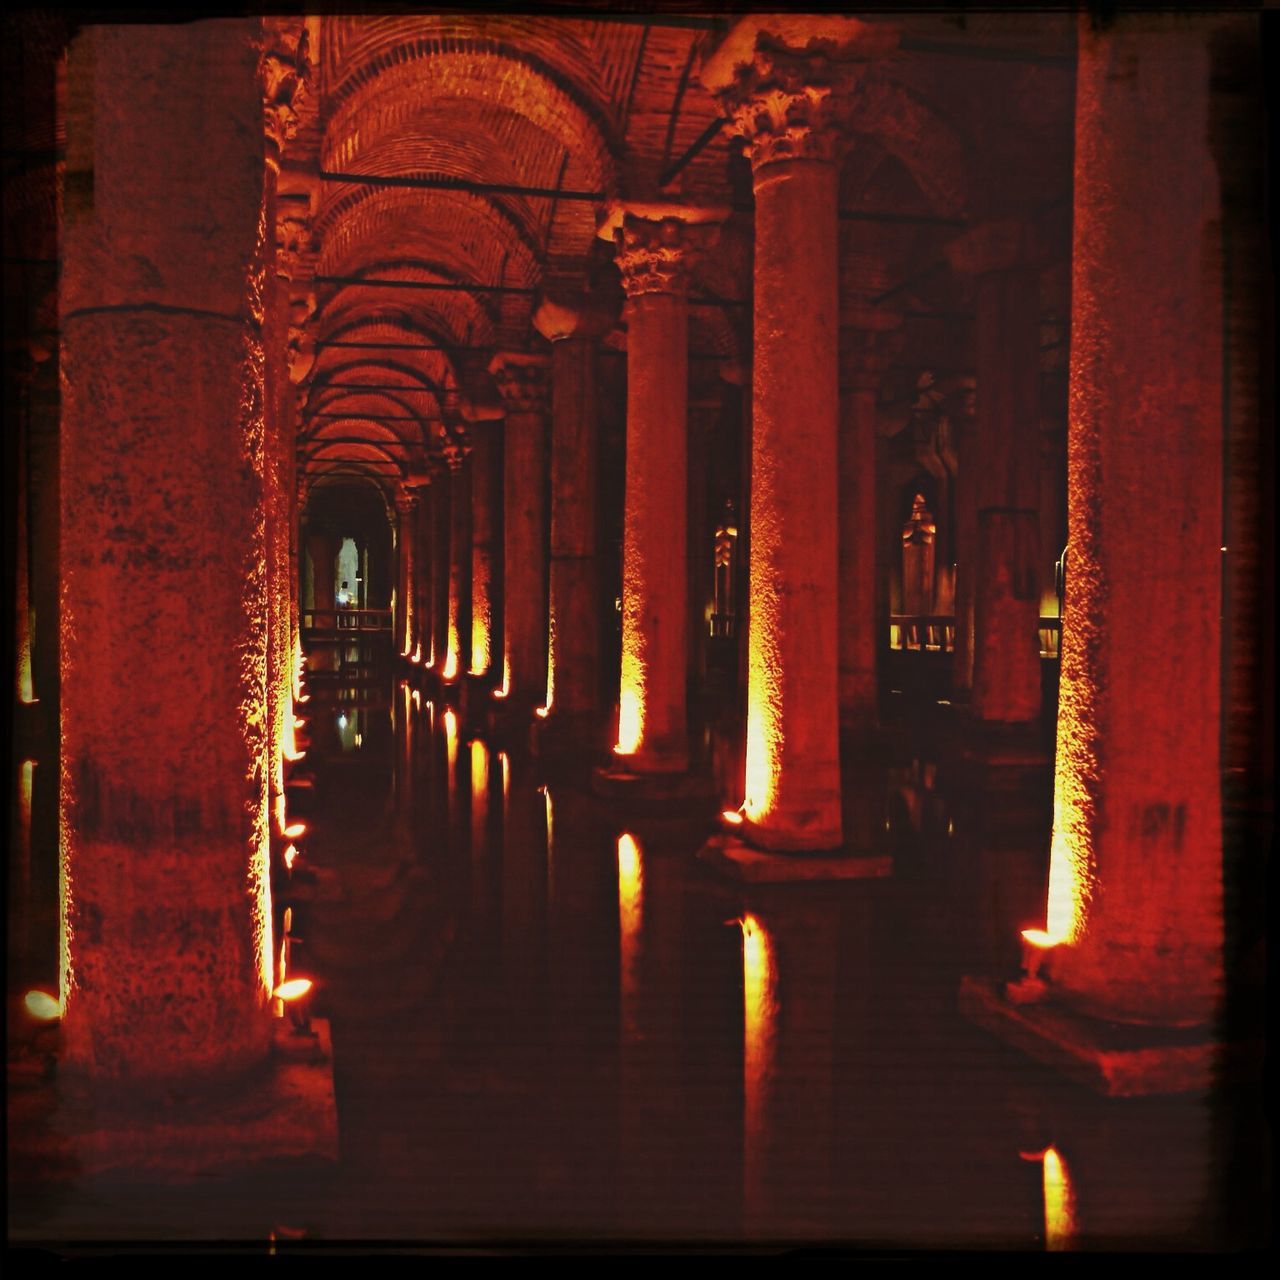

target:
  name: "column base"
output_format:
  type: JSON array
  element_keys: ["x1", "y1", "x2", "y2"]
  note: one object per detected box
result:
[
  {"x1": 10, "y1": 1019, "x2": 338, "y2": 1183},
  {"x1": 591, "y1": 762, "x2": 714, "y2": 804},
  {"x1": 958, "y1": 975, "x2": 1261, "y2": 1097},
  {"x1": 698, "y1": 832, "x2": 893, "y2": 884}
]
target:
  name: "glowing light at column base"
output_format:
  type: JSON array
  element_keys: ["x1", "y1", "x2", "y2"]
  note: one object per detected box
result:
[
  {"x1": 470, "y1": 613, "x2": 491, "y2": 677},
  {"x1": 442, "y1": 647, "x2": 459, "y2": 681},
  {"x1": 722, "y1": 808, "x2": 744, "y2": 826},
  {"x1": 411, "y1": 643, "x2": 422, "y2": 665},
  {"x1": 615, "y1": 685, "x2": 643, "y2": 756},
  {"x1": 273, "y1": 977, "x2": 313, "y2": 1002},
  {"x1": 493, "y1": 657, "x2": 511, "y2": 699},
  {"x1": 24, "y1": 990, "x2": 61, "y2": 1021}
]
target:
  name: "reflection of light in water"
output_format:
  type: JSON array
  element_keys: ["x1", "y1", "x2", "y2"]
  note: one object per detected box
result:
[
  {"x1": 741, "y1": 912, "x2": 777, "y2": 1217},
  {"x1": 24, "y1": 990, "x2": 60, "y2": 1021},
  {"x1": 542, "y1": 786, "x2": 554, "y2": 893},
  {"x1": 1042, "y1": 1147, "x2": 1077, "y2": 1250},
  {"x1": 617, "y1": 833, "x2": 644, "y2": 1034},
  {"x1": 412, "y1": 688, "x2": 421, "y2": 710},
  {"x1": 18, "y1": 760, "x2": 34, "y2": 887},
  {"x1": 470, "y1": 739, "x2": 489, "y2": 853},
  {"x1": 338, "y1": 714, "x2": 347, "y2": 729},
  {"x1": 283, "y1": 844, "x2": 298, "y2": 870},
  {"x1": 444, "y1": 708, "x2": 458, "y2": 816},
  {"x1": 498, "y1": 751, "x2": 509, "y2": 822}
]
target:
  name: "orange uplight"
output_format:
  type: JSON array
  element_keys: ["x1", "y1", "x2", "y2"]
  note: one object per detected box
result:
[
  {"x1": 273, "y1": 978, "x2": 314, "y2": 1002},
  {"x1": 1042, "y1": 1146, "x2": 1077, "y2": 1251},
  {"x1": 24, "y1": 989, "x2": 60, "y2": 1021},
  {"x1": 615, "y1": 687, "x2": 642, "y2": 756},
  {"x1": 411, "y1": 643, "x2": 422, "y2": 665},
  {"x1": 471, "y1": 603, "x2": 491, "y2": 677},
  {"x1": 1021, "y1": 928, "x2": 1057, "y2": 949},
  {"x1": 493, "y1": 656, "x2": 511, "y2": 700},
  {"x1": 535, "y1": 706, "x2": 550, "y2": 719},
  {"x1": 442, "y1": 647, "x2": 459, "y2": 682},
  {"x1": 283, "y1": 821, "x2": 307, "y2": 840},
  {"x1": 283, "y1": 844, "x2": 299, "y2": 870},
  {"x1": 722, "y1": 808, "x2": 744, "y2": 826}
]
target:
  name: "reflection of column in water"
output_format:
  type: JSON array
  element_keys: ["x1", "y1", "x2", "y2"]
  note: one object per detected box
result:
[
  {"x1": 740, "y1": 900, "x2": 841, "y2": 1235},
  {"x1": 1042, "y1": 1146, "x2": 1077, "y2": 1251},
  {"x1": 741, "y1": 912, "x2": 778, "y2": 1226},
  {"x1": 617, "y1": 833, "x2": 643, "y2": 1038},
  {"x1": 470, "y1": 738, "x2": 490, "y2": 915},
  {"x1": 501, "y1": 760, "x2": 549, "y2": 1070},
  {"x1": 443, "y1": 706, "x2": 459, "y2": 831},
  {"x1": 13, "y1": 760, "x2": 35, "y2": 970}
]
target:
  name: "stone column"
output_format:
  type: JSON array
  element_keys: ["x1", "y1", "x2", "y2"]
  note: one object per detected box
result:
[
  {"x1": 307, "y1": 530, "x2": 340, "y2": 613},
  {"x1": 687, "y1": 384, "x2": 719, "y2": 702},
  {"x1": 442, "y1": 441, "x2": 472, "y2": 682},
  {"x1": 431, "y1": 462, "x2": 452, "y2": 673},
  {"x1": 412, "y1": 477, "x2": 435, "y2": 665},
  {"x1": 838, "y1": 322, "x2": 897, "y2": 731},
  {"x1": 597, "y1": 202, "x2": 725, "y2": 776},
  {"x1": 489, "y1": 352, "x2": 549, "y2": 711},
  {"x1": 58, "y1": 20, "x2": 279, "y2": 1083},
  {"x1": 1038, "y1": 14, "x2": 1226, "y2": 1026},
  {"x1": 394, "y1": 489, "x2": 418, "y2": 658},
  {"x1": 467, "y1": 423, "x2": 501, "y2": 680},
  {"x1": 533, "y1": 295, "x2": 612, "y2": 739},
  {"x1": 703, "y1": 16, "x2": 897, "y2": 849},
  {"x1": 947, "y1": 224, "x2": 1044, "y2": 726}
]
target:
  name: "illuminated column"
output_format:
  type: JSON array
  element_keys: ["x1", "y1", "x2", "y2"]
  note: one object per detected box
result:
[
  {"x1": 307, "y1": 531, "x2": 340, "y2": 613},
  {"x1": 412, "y1": 477, "x2": 435, "y2": 665},
  {"x1": 394, "y1": 489, "x2": 418, "y2": 657},
  {"x1": 533, "y1": 295, "x2": 612, "y2": 736},
  {"x1": 467, "y1": 422, "x2": 501, "y2": 680},
  {"x1": 442, "y1": 441, "x2": 471, "y2": 682},
  {"x1": 947, "y1": 224, "x2": 1044, "y2": 726},
  {"x1": 58, "y1": 20, "x2": 287, "y2": 1082},
  {"x1": 703, "y1": 17, "x2": 897, "y2": 848},
  {"x1": 489, "y1": 351, "x2": 549, "y2": 711},
  {"x1": 1038, "y1": 14, "x2": 1225, "y2": 1026},
  {"x1": 687, "y1": 385, "x2": 719, "y2": 697},
  {"x1": 838, "y1": 324, "x2": 896, "y2": 730},
  {"x1": 431, "y1": 461, "x2": 452, "y2": 673},
  {"x1": 597, "y1": 202, "x2": 725, "y2": 775}
]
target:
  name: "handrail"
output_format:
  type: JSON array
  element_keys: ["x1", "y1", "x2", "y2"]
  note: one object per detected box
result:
[
  {"x1": 889, "y1": 614, "x2": 1061, "y2": 658},
  {"x1": 302, "y1": 607, "x2": 393, "y2": 632}
]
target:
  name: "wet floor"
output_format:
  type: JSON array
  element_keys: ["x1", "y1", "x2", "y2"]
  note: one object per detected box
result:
[{"x1": 7, "y1": 659, "x2": 1271, "y2": 1252}]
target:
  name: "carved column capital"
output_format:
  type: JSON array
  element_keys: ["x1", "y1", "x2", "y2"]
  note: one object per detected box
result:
[
  {"x1": 597, "y1": 203, "x2": 728, "y2": 300},
  {"x1": 260, "y1": 18, "x2": 311, "y2": 169},
  {"x1": 700, "y1": 15, "x2": 897, "y2": 173},
  {"x1": 487, "y1": 351, "x2": 550, "y2": 415},
  {"x1": 394, "y1": 489, "x2": 419, "y2": 517},
  {"x1": 841, "y1": 313, "x2": 903, "y2": 391}
]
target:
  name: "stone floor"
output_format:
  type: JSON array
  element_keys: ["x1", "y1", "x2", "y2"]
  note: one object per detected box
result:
[{"x1": 7, "y1": 663, "x2": 1271, "y2": 1254}]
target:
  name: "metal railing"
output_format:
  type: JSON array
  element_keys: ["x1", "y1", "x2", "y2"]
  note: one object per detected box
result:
[
  {"x1": 301, "y1": 607, "x2": 393, "y2": 634},
  {"x1": 889, "y1": 614, "x2": 1061, "y2": 658}
]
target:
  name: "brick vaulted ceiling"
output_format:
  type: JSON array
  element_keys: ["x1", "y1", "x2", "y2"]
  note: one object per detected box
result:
[{"x1": 290, "y1": 11, "x2": 1075, "y2": 497}]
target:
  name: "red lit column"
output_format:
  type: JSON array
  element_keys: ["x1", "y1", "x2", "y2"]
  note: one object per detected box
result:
[
  {"x1": 703, "y1": 17, "x2": 897, "y2": 848},
  {"x1": 413, "y1": 478, "x2": 436, "y2": 666},
  {"x1": 1038, "y1": 14, "x2": 1226, "y2": 1026},
  {"x1": 598, "y1": 203, "x2": 725, "y2": 775},
  {"x1": 431, "y1": 462, "x2": 452, "y2": 672},
  {"x1": 489, "y1": 352, "x2": 549, "y2": 711},
  {"x1": 533, "y1": 295, "x2": 612, "y2": 737},
  {"x1": 442, "y1": 441, "x2": 472, "y2": 682},
  {"x1": 467, "y1": 422, "x2": 501, "y2": 680},
  {"x1": 307, "y1": 531, "x2": 340, "y2": 613},
  {"x1": 947, "y1": 224, "x2": 1044, "y2": 726},
  {"x1": 394, "y1": 489, "x2": 418, "y2": 658},
  {"x1": 838, "y1": 323, "x2": 897, "y2": 730},
  {"x1": 58, "y1": 20, "x2": 288, "y2": 1082}
]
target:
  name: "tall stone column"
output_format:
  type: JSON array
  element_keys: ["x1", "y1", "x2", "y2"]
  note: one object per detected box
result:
[
  {"x1": 947, "y1": 225, "x2": 1044, "y2": 726},
  {"x1": 467, "y1": 423, "x2": 501, "y2": 681},
  {"x1": 442, "y1": 441, "x2": 472, "y2": 682},
  {"x1": 687, "y1": 385, "x2": 719, "y2": 701},
  {"x1": 838, "y1": 322, "x2": 897, "y2": 731},
  {"x1": 394, "y1": 489, "x2": 418, "y2": 658},
  {"x1": 58, "y1": 20, "x2": 278, "y2": 1082},
  {"x1": 307, "y1": 530, "x2": 340, "y2": 613},
  {"x1": 489, "y1": 352, "x2": 549, "y2": 711},
  {"x1": 702, "y1": 16, "x2": 896, "y2": 850},
  {"x1": 431, "y1": 461, "x2": 452, "y2": 673},
  {"x1": 1037, "y1": 15, "x2": 1226, "y2": 1027},
  {"x1": 597, "y1": 202, "x2": 725, "y2": 777},
  {"x1": 413, "y1": 477, "x2": 435, "y2": 665},
  {"x1": 533, "y1": 295, "x2": 612, "y2": 740}
]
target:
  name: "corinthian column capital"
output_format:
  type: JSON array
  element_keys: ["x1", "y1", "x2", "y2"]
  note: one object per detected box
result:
[
  {"x1": 699, "y1": 15, "x2": 898, "y2": 172},
  {"x1": 488, "y1": 351, "x2": 551, "y2": 416},
  {"x1": 597, "y1": 202, "x2": 729, "y2": 300}
]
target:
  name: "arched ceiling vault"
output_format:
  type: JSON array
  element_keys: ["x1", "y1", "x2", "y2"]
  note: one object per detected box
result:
[{"x1": 296, "y1": 14, "x2": 1072, "y2": 490}]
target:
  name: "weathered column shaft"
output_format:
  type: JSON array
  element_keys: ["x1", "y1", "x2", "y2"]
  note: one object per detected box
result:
[
  {"x1": 547, "y1": 333, "x2": 601, "y2": 719},
  {"x1": 837, "y1": 342, "x2": 887, "y2": 727},
  {"x1": 307, "y1": 531, "x2": 339, "y2": 612},
  {"x1": 432, "y1": 466, "x2": 452, "y2": 670},
  {"x1": 490, "y1": 353, "x2": 549, "y2": 707},
  {"x1": 395, "y1": 493, "x2": 417, "y2": 656},
  {"x1": 444, "y1": 452, "x2": 471, "y2": 680},
  {"x1": 469, "y1": 428, "x2": 500, "y2": 678},
  {"x1": 58, "y1": 20, "x2": 277, "y2": 1081},
  {"x1": 970, "y1": 264, "x2": 1042, "y2": 723},
  {"x1": 414, "y1": 481, "x2": 435, "y2": 663},
  {"x1": 1041, "y1": 14, "x2": 1224, "y2": 1026}
]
